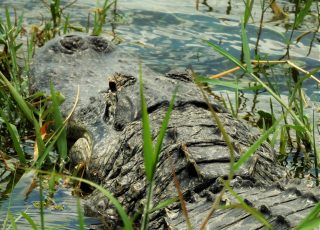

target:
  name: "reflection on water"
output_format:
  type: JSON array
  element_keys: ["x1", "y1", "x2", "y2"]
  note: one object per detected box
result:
[
  {"x1": 0, "y1": 0, "x2": 319, "y2": 228},
  {"x1": 1, "y1": 1, "x2": 318, "y2": 73},
  {"x1": 0, "y1": 1, "x2": 318, "y2": 76}
]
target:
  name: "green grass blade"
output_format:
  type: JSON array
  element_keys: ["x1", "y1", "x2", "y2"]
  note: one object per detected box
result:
[
  {"x1": 196, "y1": 76, "x2": 246, "y2": 90},
  {"x1": 206, "y1": 41, "x2": 247, "y2": 72},
  {"x1": 77, "y1": 198, "x2": 85, "y2": 230},
  {"x1": 1, "y1": 214, "x2": 9, "y2": 229},
  {"x1": 21, "y1": 212, "x2": 38, "y2": 230},
  {"x1": 39, "y1": 178, "x2": 45, "y2": 230},
  {"x1": 67, "y1": 175, "x2": 133, "y2": 230},
  {"x1": 296, "y1": 218, "x2": 320, "y2": 230},
  {"x1": 294, "y1": 0, "x2": 313, "y2": 29},
  {"x1": 296, "y1": 202, "x2": 320, "y2": 230},
  {"x1": 8, "y1": 211, "x2": 18, "y2": 230},
  {"x1": 226, "y1": 93, "x2": 236, "y2": 117},
  {"x1": 224, "y1": 183, "x2": 273, "y2": 229},
  {"x1": 281, "y1": 124, "x2": 306, "y2": 133},
  {"x1": 63, "y1": 15, "x2": 70, "y2": 34},
  {"x1": 139, "y1": 64, "x2": 155, "y2": 182},
  {"x1": 48, "y1": 168, "x2": 58, "y2": 197},
  {"x1": 149, "y1": 197, "x2": 179, "y2": 213},
  {"x1": 50, "y1": 83, "x2": 67, "y2": 166},
  {"x1": 243, "y1": 0, "x2": 254, "y2": 26},
  {"x1": 232, "y1": 109, "x2": 288, "y2": 172},
  {"x1": 0, "y1": 71, "x2": 33, "y2": 122},
  {"x1": 196, "y1": 76, "x2": 263, "y2": 91},
  {"x1": 5, "y1": 8, "x2": 12, "y2": 29},
  {"x1": 234, "y1": 79, "x2": 239, "y2": 118},
  {"x1": 0, "y1": 70, "x2": 45, "y2": 155},
  {"x1": 0, "y1": 111, "x2": 26, "y2": 164},
  {"x1": 241, "y1": 21, "x2": 253, "y2": 73},
  {"x1": 312, "y1": 110, "x2": 319, "y2": 185},
  {"x1": 154, "y1": 88, "x2": 177, "y2": 168},
  {"x1": 141, "y1": 180, "x2": 154, "y2": 230},
  {"x1": 195, "y1": 76, "x2": 236, "y2": 175}
]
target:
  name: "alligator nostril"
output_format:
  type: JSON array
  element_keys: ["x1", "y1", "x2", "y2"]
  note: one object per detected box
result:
[
  {"x1": 59, "y1": 35, "x2": 88, "y2": 54},
  {"x1": 88, "y1": 36, "x2": 115, "y2": 53}
]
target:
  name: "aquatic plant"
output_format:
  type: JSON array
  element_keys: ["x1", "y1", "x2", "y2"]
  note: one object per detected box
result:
[
  {"x1": 91, "y1": 0, "x2": 115, "y2": 36},
  {"x1": 195, "y1": 2, "x2": 320, "y2": 228}
]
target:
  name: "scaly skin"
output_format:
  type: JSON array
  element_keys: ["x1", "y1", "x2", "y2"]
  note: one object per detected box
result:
[{"x1": 30, "y1": 35, "x2": 319, "y2": 229}]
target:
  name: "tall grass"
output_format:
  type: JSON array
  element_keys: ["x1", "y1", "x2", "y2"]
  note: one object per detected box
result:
[
  {"x1": 205, "y1": 41, "x2": 318, "y2": 163},
  {"x1": 139, "y1": 64, "x2": 177, "y2": 229},
  {"x1": 285, "y1": 0, "x2": 314, "y2": 57},
  {"x1": 196, "y1": 2, "x2": 319, "y2": 228},
  {"x1": 195, "y1": 75, "x2": 275, "y2": 229},
  {"x1": 0, "y1": 8, "x2": 23, "y2": 86},
  {"x1": 91, "y1": 0, "x2": 115, "y2": 36}
]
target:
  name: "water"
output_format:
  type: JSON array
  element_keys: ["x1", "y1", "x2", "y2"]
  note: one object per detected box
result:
[
  {"x1": 0, "y1": 169, "x2": 100, "y2": 229},
  {"x1": 1, "y1": 0, "x2": 319, "y2": 94},
  {"x1": 0, "y1": 0, "x2": 319, "y2": 228}
]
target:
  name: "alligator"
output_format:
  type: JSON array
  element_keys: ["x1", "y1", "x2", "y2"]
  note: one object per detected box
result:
[{"x1": 30, "y1": 35, "x2": 319, "y2": 229}]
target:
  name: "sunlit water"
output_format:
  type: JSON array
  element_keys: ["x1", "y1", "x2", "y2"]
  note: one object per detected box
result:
[
  {"x1": 1, "y1": 0, "x2": 319, "y2": 93},
  {"x1": 0, "y1": 0, "x2": 319, "y2": 228}
]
